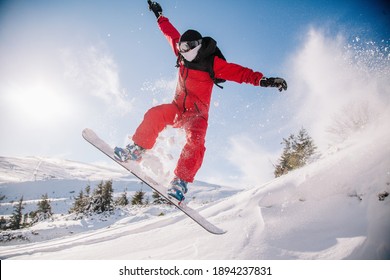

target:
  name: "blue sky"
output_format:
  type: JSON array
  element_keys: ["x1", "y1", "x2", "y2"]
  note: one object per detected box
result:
[{"x1": 0, "y1": 0, "x2": 389, "y2": 186}]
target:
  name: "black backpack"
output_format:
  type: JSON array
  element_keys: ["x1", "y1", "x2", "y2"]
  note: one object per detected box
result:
[{"x1": 177, "y1": 37, "x2": 226, "y2": 88}]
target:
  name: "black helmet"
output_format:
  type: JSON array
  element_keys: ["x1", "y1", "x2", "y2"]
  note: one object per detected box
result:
[{"x1": 180, "y1": 29, "x2": 202, "y2": 42}]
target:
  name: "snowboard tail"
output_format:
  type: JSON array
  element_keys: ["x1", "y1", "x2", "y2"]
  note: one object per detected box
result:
[{"x1": 82, "y1": 128, "x2": 226, "y2": 235}]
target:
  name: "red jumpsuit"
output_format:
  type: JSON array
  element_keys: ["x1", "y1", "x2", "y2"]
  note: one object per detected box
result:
[{"x1": 132, "y1": 16, "x2": 264, "y2": 183}]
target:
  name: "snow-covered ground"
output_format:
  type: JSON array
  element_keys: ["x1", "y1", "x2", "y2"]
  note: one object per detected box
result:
[{"x1": 0, "y1": 113, "x2": 389, "y2": 260}]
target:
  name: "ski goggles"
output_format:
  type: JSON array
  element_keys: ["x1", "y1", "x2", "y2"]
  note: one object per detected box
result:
[{"x1": 177, "y1": 39, "x2": 202, "y2": 53}]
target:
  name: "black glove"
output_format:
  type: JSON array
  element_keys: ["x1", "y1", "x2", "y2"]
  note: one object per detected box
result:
[
  {"x1": 260, "y1": 77, "x2": 288, "y2": 92},
  {"x1": 147, "y1": 0, "x2": 163, "y2": 19}
]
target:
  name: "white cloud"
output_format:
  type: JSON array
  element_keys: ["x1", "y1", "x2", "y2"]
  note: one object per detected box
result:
[{"x1": 60, "y1": 45, "x2": 133, "y2": 115}]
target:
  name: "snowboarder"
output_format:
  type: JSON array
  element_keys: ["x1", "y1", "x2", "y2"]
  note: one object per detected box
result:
[{"x1": 115, "y1": 1, "x2": 287, "y2": 203}]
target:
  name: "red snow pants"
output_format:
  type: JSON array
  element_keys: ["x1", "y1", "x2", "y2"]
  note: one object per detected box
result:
[{"x1": 132, "y1": 102, "x2": 207, "y2": 183}]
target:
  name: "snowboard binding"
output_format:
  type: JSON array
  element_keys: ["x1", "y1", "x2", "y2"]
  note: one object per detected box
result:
[
  {"x1": 167, "y1": 177, "x2": 188, "y2": 204},
  {"x1": 114, "y1": 143, "x2": 145, "y2": 162}
]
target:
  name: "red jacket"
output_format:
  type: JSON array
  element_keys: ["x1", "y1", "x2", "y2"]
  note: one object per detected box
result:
[{"x1": 158, "y1": 16, "x2": 264, "y2": 120}]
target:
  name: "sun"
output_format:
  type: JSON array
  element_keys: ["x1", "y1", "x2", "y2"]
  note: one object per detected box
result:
[{"x1": 3, "y1": 80, "x2": 72, "y2": 127}]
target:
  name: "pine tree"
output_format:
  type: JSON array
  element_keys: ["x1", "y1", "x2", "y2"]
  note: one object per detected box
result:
[
  {"x1": 85, "y1": 184, "x2": 91, "y2": 197},
  {"x1": 131, "y1": 189, "x2": 145, "y2": 206},
  {"x1": 10, "y1": 196, "x2": 24, "y2": 230},
  {"x1": 152, "y1": 191, "x2": 167, "y2": 204},
  {"x1": 70, "y1": 181, "x2": 115, "y2": 215},
  {"x1": 274, "y1": 128, "x2": 317, "y2": 177},
  {"x1": 69, "y1": 189, "x2": 89, "y2": 214},
  {"x1": 116, "y1": 191, "x2": 129, "y2": 206},
  {"x1": 37, "y1": 194, "x2": 52, "y2": 216},
  {"x1": 89, "y1": 180, "x2": 114, "y2": 213},
  {"x1": 102, "y1": 180, "x2": 114, "y2": 211},
  {"x1": 278, "y1": 134, "x2": 295, "y2": 176},
  {"x1": 31, "y1": 193, "x2": 53, "y2": 223},
  {"x1": 295, "y1": 128, "x2": 317, "y2": 165},
  {"x1": 0, "y1": 216, "x2": 6, "y2": 230}
]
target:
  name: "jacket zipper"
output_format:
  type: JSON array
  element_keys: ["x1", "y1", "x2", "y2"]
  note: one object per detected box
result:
[{"x1": 181, "y1": 66, "x2": 189, "y2": 113}]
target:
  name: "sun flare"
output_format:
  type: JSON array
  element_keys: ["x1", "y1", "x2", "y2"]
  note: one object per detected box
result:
[{"x1": 3, "y1": 81, "x2": 71, "y2": 127}]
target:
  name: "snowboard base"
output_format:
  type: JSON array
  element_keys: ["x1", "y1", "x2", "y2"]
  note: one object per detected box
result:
[{"x1": 82, "y1": 128, "x2": 226, "y2": 235}]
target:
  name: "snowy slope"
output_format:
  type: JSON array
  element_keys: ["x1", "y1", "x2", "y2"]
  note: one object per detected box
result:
[
  {"x1": 0, "y1": 156, "x2": 128, "y2": 183},
  {"x1": 0, "y1": 118, "x2": 389, "y2": 260}
]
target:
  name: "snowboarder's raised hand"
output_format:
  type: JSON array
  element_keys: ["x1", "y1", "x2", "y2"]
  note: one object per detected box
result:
[
  {"x1": 260, "y1": 77, "x2": 288, "y2": 92},
  {"x1": 147, "y1": 0, "x2": 163, "y2": 19}
]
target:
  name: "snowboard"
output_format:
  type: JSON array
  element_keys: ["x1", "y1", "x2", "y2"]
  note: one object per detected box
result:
[{"x1": 82, "y1": 128, "x2": 226, "y2": 235}]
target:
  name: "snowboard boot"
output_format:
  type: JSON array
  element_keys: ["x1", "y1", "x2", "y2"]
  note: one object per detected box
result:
[
  {"x1": 167, "y1": 177, "x2": 188, "y2": 203},
  {"x1": 114, "y1": 143, "x2": 145, "y2": 162}
]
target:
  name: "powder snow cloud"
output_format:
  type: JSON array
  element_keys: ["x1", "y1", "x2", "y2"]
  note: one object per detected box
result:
[{"x1": 226, "y1": 27, "x2": 390, "y2": 186}]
